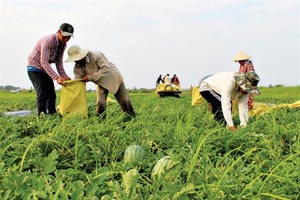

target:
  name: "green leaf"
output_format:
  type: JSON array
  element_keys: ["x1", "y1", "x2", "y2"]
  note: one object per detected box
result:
[
  {"x1": 0, "y1": 162, "x2": 5, "y2": 175},
  {"x1": 41, "y1": 149, "x2": 58, "y2": 174},
  {"x1": 71, "y1": 180, "x2": 85, "y2": 200}
]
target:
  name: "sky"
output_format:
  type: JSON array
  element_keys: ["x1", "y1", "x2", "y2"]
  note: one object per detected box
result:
[{"x1": 0, "y1": 0, "x2": 299, "y2": 90}]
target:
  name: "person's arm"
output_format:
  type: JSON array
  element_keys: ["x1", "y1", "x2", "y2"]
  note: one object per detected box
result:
[
  {"x1": 221, "y1": 92, "x2": 234, "y2": 127},
  {"x1": 221, "y1": 79, "x2": 235, "y2": 128},
  {"x1": 40, "y1": 39, "x2": 60, "y2": 80},
  {"x1": 56, "y1": 45, "x2": 70, "y2": 80},
  {"x1": 238, "y1": 94, "x2": 249, "y2": 126},
  {"x1": 73, "y1": 64, "x2": 85, "y2": 80},
  {"x1": 246, "y1": 61, "x2": 255, "y2": 71},
  {"x1": 86, "y1": 52, "x2": 110, "y2": 82}
]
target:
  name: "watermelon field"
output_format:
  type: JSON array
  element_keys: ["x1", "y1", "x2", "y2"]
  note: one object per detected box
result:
[{"x1": 0, "y1": 86, "x2": 299, "y2": 199}]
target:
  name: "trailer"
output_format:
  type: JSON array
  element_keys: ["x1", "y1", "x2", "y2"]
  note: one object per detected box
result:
[{"x1": 155, "y1": 84, "x2": 182, "y2": 98}]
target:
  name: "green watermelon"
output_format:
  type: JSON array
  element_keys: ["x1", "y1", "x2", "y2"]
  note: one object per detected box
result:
[
  {"x1": 123, "y1": 144, "x2": 144, "y2": 163},
  {"x1": 151, "y1": 155, "x2": 177, "y2": 180}
]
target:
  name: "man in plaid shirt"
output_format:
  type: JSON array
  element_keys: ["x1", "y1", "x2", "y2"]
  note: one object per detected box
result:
[{"x1": 27, "y1": 23, "x2": 74, "y2": 115}]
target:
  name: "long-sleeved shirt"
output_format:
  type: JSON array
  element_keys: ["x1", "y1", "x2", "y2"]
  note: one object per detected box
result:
[
  {"x1": 27, "y1": 33, "x2": 68, "y2": 80},
  {"x1": 164, "y1": 75, "x2": 172, "y2": 85},
  {"x1": 239, "y1": 60, "x2": 255, "y2": 73},
  {"x1": 199, "y1": 72, "x2": 249, "y2": 126},
  {"x1": 156, "y1": 76, "x2": 163, "y2": 84},
  {"x1": 73, "y1": 51, "x2": 123, "y2": 94},
  {"x1": 239, "y1": 60, "x2": 255, "y2": 109}
]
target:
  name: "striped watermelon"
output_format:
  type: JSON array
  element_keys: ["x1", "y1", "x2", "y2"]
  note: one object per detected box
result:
[
  {"x1": 151, "y1": 155, "x2": 177, "y2": 180},
  {"x1": 123, "y1": 145, "x2": 144, "y2": 163}
]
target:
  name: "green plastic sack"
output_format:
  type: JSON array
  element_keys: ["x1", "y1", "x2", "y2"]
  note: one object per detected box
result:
[{"x1": 58, "y1": 79, "x2": 88, "y2": 118}]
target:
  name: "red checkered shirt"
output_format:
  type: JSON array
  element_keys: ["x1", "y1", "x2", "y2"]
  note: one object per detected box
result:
[
  {"x1": 239, "y1": 60, "x2": 255, "y2": 73},
  {"x1": 239, "y1": 60, "x2": 255, "y2": 110},
  {"x1": 27, "y1": 33, "x2": 68, "y2": 80}
]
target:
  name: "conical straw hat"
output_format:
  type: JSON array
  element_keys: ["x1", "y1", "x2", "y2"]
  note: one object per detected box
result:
[{"x1": 233, "y1": 51, "x2": 252, "y2": 62}]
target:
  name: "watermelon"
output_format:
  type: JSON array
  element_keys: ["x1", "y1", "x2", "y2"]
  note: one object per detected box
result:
[
  {"x1": 151, "y1": 155, "x2": 177, "y2": 180},
  {"x1": 123, "y1": 145, "x2": 144, "y2": 163}
]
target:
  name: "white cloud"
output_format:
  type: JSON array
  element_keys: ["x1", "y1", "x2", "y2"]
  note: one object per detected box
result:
[{"x1": 0, "y1": 0, "x2": 299, "y2": 90}]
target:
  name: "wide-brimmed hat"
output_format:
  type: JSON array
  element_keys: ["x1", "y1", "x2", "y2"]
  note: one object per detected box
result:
[
  {"x1": 65, "y1": 45, "x2": 89, "y2": 62},
  {"x1": 234, "y1": 71, "x2": 260, "y2": 95},
  {"x1": 59, "y1": 23, "x2": 74, "y2": 37},
  {"x1": 233, "y1": 51, "x2": 252, "y2": 62}
]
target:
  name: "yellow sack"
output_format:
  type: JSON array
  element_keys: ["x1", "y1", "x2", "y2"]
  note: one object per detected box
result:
[
  {"x1": 107, "y1": 96, "x2": 116, "y2": 103},
  {"x1": 191, "y1": 86, "x2": 203, "y2": 106},
  {"x1": 155, "y1": 84, "x2": 164, "y2": 95},
  {"x1": 155, "y1": 83, "x2": 181, "y2": 95},
  {"x1": 232, "y1": 98, "x2": 239, "y2": 114},
  {"x1": 249, "y1": 100, "x2": 300, "y2": 117},
  {"x1": 59, "y1": 79, "x2": 88, "y2": 118}
]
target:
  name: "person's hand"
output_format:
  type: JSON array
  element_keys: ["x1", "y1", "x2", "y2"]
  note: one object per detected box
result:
[
  {"x1": 81, "y1": 76, "x2": 89, "y2": 82},
  {"x1": 56, "y1": 77, "x2": 64, "y2": 85},
  {"x1": 229, "y1": 126, "x2": 238, "y2": 131},
  {"x1": 239, "y1": 125, "x2": 247, "y2": 129},
  {"x1": 63, "y1": 76, "x2": 71, "y2": 81}
]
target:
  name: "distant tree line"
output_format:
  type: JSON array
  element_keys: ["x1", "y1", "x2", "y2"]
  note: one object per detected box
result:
[{"x1": 0, "y1": 85, "x2": 22, "y2": 91}]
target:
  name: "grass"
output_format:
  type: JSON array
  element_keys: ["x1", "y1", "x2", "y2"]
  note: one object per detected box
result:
[{"x1": 0, "y1": 86, "x2": 299, "y2": 199}]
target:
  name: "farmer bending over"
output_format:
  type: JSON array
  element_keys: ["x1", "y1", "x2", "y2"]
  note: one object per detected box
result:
[
  {"x1": 199, "y1": 71, "x2": 260, "y2": 131},
  {"x1": 65, "y1": 45, "x2": 135, "y2": 119}
]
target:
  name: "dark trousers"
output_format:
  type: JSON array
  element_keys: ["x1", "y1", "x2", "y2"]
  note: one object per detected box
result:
[
  {"x1": 96, "y1": 82, "x2": 135, "y2": 118},
  {"x1": 200, "y1": 90, "x2": 226, "y2": 125},
  {"x1": 28, "y1": 71, "x2": 56, "y2": 115}
]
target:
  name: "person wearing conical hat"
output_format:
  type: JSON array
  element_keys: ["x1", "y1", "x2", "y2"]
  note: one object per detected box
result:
[{"x1": 234, "y1": 51, "x2": 255, "y2": 110}]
